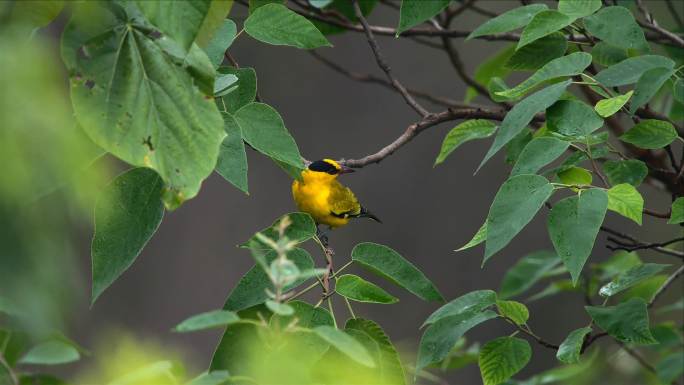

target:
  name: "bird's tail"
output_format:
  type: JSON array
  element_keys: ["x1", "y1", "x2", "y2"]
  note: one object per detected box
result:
[{"x1": 358, "y1": 207, "x2": 382, "y2": 223}]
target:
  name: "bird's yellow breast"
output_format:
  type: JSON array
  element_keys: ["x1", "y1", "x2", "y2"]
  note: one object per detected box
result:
[{"x1": 292, "y1": 171, "x2": 350, "y2": 229}]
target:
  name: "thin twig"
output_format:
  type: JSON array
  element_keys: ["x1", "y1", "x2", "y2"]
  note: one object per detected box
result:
[
  {"x1": 602, "y1": 228, "x2": 684, "y2": 259},
  {"x1": 635, "y1": 0, "x2": 684, "y2": 49},
  {"x1": 352, "y1": 0, "x2": 430, "y2": 117},
  {"x1": 615, "y1": 341, "x2": 658, "y2": 374},
  {"x1": 340, "y1": 107, "x2": 515, "y2": 168},
  {"x1": 502, "y1": 316, "x2": 559, "y2": 350},
  {"x1": 649, "y1": 264, "x2": 684, "y2": 309}
]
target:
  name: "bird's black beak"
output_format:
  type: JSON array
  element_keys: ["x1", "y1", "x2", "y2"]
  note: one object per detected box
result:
[{"x1": 339, "y1": 165, "x2": 355, "y2": 174}]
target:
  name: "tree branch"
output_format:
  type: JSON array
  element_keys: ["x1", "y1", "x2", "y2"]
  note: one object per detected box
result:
[
  {"x1": 339, "y1": 107, "x2": 511, "y2": 168},
  {"x1": 602, "y1": 227, "x2": 684, "y2": 259},
  {"x1": 635, "y1": 0, "x2": 684, "y2": 48},
  {"x1": 649, "y1": 264, "x2": 684, "y2": 309},
  {"x1": 352, "y1": 0, "x2": 430, "y2": 117}
]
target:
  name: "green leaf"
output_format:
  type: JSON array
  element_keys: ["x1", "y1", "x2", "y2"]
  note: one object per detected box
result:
[
  {"x1": 455, "y1": 221, "x2": 487, "y2": 251},
  {"x1": 585, "y1": 297, "x2": 657, "y2": 344},
  {"x1": 668, "y1": 197, "x2": 684, "y2": 224},
  {"x1": 468, "y1": 4, "x2": 548, "y2": 40},
  {"x1": 630, "y1": 67, "x2": 675, "y2": 114},
  {"x1": 595, "y1": 55, "x2": 674, "y2": 87},
  {"x1": 466, "y1": 45, "x2": 515, "y2": 102},
  {"x1": 185, "y1": 370, "x2": 231, "y2": 385},
  {"x1": 557, "y1": 0, "x2": 601, "y2": 19},
  {"x1": 478, "y1": 337, "x2": 531, "y2": 385},
  {"x1": 215, "y1": 113, "x2": 248, "y2": 193},
  {"x1": 484, "y1": 175, "x2": 554, "y2": 263},
  {"x1": 478, "y1": 80, "x2": 570, "y2": 171},
  {"x1": 418, "y1": 310, "x2": 498, "y2": 369},
  {"x1": 499, "y1": 250, "x2": 560, "y2": 299},
  {"x1": 607, "y1": 183, "x2": 644, "y2": 225},
  {"x1": 423, "y1": 290, "x2": 497, "y2": 326},
  {"x1": 351, "y1": 242, "x2": 444, "y2": 302},
  {"x1": 397, "y1": 0, "x2": 451, "y2": 36},
  {"x1": 345, "y1": 318, "x2": 407, "y2": 385},
  {"x1": 599, "y1": 263, "x2": 670, "y2": 297},
  {"x1": 591, "y1": 42, "x2": 628, "y2": 67},
  {"x1": 19, "y1": 340, "x2": 80, "y2": 365},
  {"x1": 674, "y1": 78, "x2": 684, "y2": 103},
  {"x1": 497, "y1": 53, "x2": 591, "y2": 100},
  {"x1": 311, "y1": 0, "x2": 378, "y2": 35},
  {"x1": 174, "y1": 310, "x2": 239, "y2": 332},
  {"x1": 234, "y1": 103, "x2": 303, "y2": 168},
  {"x1": 558, "y1": 166, "x2": 593, "y2": 186},
  {"x1": 204, "y1": 19, "x2": 237, "y2": 69},
  {"x1": 434, "y1": 120, "x2": 497, "y2": 166},
  {"x1": 210, "y1": 321, "x2": 263, "y2": 372},
  {"x1": 217, "y1": 67, "x2": 257, "y2": 113},
  {"x1": 584, "y1": 6, "x2": 648, "y2": 51},
  {"x1": 657, "y1": 352, "x2": 684, "y2": 384},
  {"x1": 620, "y1": 119, "x2": 678, "y2": 149},
  {"x1": 243, "y1": 212, "x2": 316, "y2": 250},
  {"x1": 136, "y1": 0, "x2": 214, "y2": 52},
  {"x1": 505, "y1": 32, "x2": 567, "y2": 71},
  {"x1": 511, "y1": 137, "x2": 569, "y2": 176},
  {"x1": 313, "y1": 325, "x2": 375, "y2": 367},
  {"x1": 547, "y1": 99, "x2": 604, "y2": 136},
  {"x1": 335, "y1": 274, "x2": 399, "y2": 304},
  {"x1": 518, "y1": 10, "x2": 573, "y2": 49},
  {"x1": 91, "y1": 168, "x2": 164, "y2": 304},
  {"x1": 10, "y1": 0, "x2": 64, "y2": 29},
  {"x1": 496, "y1": 300, "x2": 529, "y2": 325},
  {"x1": 548, "y1": 188, "x2": 608, "y2": 285},
  {"x1": 556, "y1": 327, "x2": 591, "y2": 364},
  {"x1": 602, "y1": 159, "x2": 648, "y2": 186},
  {"x1": 223, "y1": 248, "x2": 314, "y2": 311},
  {"x1": 244, "y1": 3, "x2": 331, "y2": 49},
  {"x1": 597, "y1": 250, "x2": 642, "y2": 281},
  {"x1": 67, "y1": 4, "x2": 225, "y2": 206},
  {"x1": 593, "y1": 91, "x2": 633, "y2": 117}
]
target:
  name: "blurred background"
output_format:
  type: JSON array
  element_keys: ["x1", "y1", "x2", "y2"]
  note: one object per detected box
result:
[{"x1": 1, "y1": 1, "x2": 681, "y2": 384}]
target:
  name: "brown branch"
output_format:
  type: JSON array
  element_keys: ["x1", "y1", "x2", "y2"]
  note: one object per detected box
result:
[
  {"x1": 502, "y1": 316, "x2": 559, "y2": 350},
  {"x1": 340, "y1": 107, "x2": 511, "y2": 168},
  {"x1": 351, "y1": 0, "x2": 430, "y2": 117},
  {"x1": 292, "y1": 5, "x2": 680, "y2": 45},
  {"x1": 635, "y1": 0, "x2": 684, "y2": 49},
  {"x1": 308, "y1": 51, "x2": 478, "y2": 109}
]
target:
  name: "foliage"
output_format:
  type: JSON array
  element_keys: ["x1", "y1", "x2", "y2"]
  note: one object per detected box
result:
[{"x1": 1, "y1": 1, "x2": 683, "y2": 385}]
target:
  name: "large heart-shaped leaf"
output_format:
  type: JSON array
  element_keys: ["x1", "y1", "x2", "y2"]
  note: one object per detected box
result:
[
  {"x1": 584, "y1": 6, "x2": 648, "y2": 51},
  {"x1": 66, "y1": 3, "x2": 225, "y2": 208}
]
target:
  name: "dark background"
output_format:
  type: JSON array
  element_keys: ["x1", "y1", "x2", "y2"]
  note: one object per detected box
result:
[{"x1": 48, "y1": 1, "x2": 681, "y2": 383}]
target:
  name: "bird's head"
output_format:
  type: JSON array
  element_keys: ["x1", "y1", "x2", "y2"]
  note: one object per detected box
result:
[{"x1": 303, "y1": 158, "x2": 354, "y2": 180}]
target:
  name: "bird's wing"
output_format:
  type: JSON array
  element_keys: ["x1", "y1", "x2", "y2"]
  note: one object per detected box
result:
[{"x1": 328, "y1": 181, "x2": 361, "y2": 218}]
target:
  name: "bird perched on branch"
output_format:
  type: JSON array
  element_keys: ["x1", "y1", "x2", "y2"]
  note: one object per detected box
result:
[{"x1": 292, "y1": 159, "x2": 381, "y2": 229}]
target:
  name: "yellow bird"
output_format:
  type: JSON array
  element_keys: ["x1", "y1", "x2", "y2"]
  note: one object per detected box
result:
[{"x1": 292, "y1": 159, "x2": 381, "y2": 229}]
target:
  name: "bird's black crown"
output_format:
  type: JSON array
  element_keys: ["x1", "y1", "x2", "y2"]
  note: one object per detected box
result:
[{"x1": 308, "y1": 160, "x2": 339, "y2": 174}]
